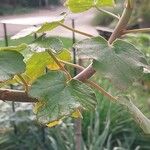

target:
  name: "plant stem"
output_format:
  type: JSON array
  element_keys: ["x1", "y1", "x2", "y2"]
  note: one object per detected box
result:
[
  {"x1": 47, "y1": 50, "x2": 72, "y2": 79},
  {"x1": 123, "y1": 28, "x2": 150, "y2": 34},
  {"x1": 60, "y1": 60, "x2": 117, "y2": 102},
  {"x1": 59, "y1": 22, "x2": 94, "y2": 38},
  {"x1": 0, "y1": 89, "x2": 37, "y2": 102},
  {"x1": 74, "y1": 64, "x2": 96, "y2": 81},
  {"x1": 58, "y1": 60, "x2": 85, "y2": 71},
  {"x1": 108, "y1": 0, "x2": 134, "y2": 44},
  {"x1": 73, "y1": 0, "x2": 134, "y2": 83},
  {"x1": 17, "y1": 74, "x2": 29, "y2": 93},
  {"x1": 95, "y1": 6, "x2": 120, "y2": 20},
  {"x1": 86, "y1": 80, "x2": 117, "y2": 102}
]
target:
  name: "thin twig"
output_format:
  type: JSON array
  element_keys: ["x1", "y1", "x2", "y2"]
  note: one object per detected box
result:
[
  {"x1": 58, "y1": 60, "x2": 85, "y2": 71},
  {"x1": 0, "y1": 89, "x2": 37, "y2": 103},
  {"x1": 47, "y1": 50, "x2": 72, "y2": 79},
  {"x1": 59, "y1": 60, "x2": 117, "y2": 102},
  {"x1": 95, "y1": 6, "x2": 120, "y2": 20},
  {"x1": 16, "y1": 74, "x2": 29, "y2": 93},
  {"x1": 59, "y1": 22, "x2": 94, "y2": 38},
  {"x1": 123, "y1": 28, "x2": 150, "y2": 34},
  {"x1": 86, "y1": 80, "x2": 117, "y2": 102}
]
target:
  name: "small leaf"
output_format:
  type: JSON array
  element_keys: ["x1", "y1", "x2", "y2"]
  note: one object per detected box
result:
[
  {"x1": 11, "y1": 27, "x2": 39, "y2": 39},
  {"x1": 71, "y1": 109, "x2": 82, "y2": 118},
  {"x1": 37, "y1": 13, "x2": 66, "y2": 33},
  {"x1": 0, "y1": 50, "x2": 26, "y2": 81},
  {"x1": 29, "y1": 71, "x2": 96, "y2": 124},
  {"x1": 0, "y1": 44, "x2": 27, "y2": 51},
  {"x1": 30, "y1": 36, "x2": 64, "y2": 53},
  {"x1": 47, "y1": 49, "x2": 71, "y2": 70},
  {"x1": 65, "y1": 0, "x2": 94, "y2": 13},
  {"x1": 24, "y1": 49, "x2": 71, "y2": 83},
  {"x1": 11, "y1": 14, "x2": 66, "y2": 39},
  {"x1": 46, "y1": 119, "x2": 62, "y2": 127},
  {"x1": 96, "y1": 0, "x2": 115, "y2": 7},
  {"x1": 75, "y1": 36, "x2": 149, "y2": 90}
]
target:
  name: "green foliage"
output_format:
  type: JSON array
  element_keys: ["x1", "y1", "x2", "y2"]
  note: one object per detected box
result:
[
  {"x1": 23, "y1": 49, "x2": 71, "y2": 83},
  {"x1": 0, "y1": 44, "x2": 27, "y2": 52},
  {"x1": 0, "y1": 50, "x2": 25, "y2": 81},
  {"x1": 29, "y1": 71, "x2": 97, "y2": 124},
  {"x1": 30, "y1": 36, "x2": 64, "y2": 53},
  {"x1": 75, "y1": 36, "x2": 149, "y2": 90},
  {"x1": 36, "y1": 13, "x2": 65, "y2": 33},
  {"x1": 0, "y1": 0, "x2": 150, "y2": 145},
  {"x1": 65, "y1": 0, "x2": 114, "y2": 13},
  {"x1": 12, "y1": 13, "x2": 66, "y2": 39}
]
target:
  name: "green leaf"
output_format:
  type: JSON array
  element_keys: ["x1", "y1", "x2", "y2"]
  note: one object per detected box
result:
[
  {"x1": 24, "y1": 49, "x2": 71, "y2": 83},
  {"x1": 30, "y1": 36, "x2": 64, "y2": 53},
  {"x1": 0, "y1": 50, "x2": 26, "y2": 81},
  {"x1": 65, "y1": 0, "x2": 114, "y2": 13},
  {"x1": 29, "y1": 71, "x2": 97, "y2": 124},
  {"x1": 0, "y1": 44, "x2": 27, "y2": 51},
  {"x1": 11, "y1": 27, "x2": 39, "y2": 39},
  {"x1": 75, "y1": 36, "x2": 149, "y2": 90},
  {"x1": 97, "y1": 0, "x2": 115, "y2": 7},
  {"x1": 65, "y1": 0, "x2": 94, "y2": 13},
  {"x1": 11, "y1": 13, "x2": 66, "y2": 39},
  {"x1": 37, "y1": 13, "x2": 66, "y2": 33}
]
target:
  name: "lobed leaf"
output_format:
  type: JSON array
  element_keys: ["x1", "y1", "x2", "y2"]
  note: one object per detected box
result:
[
  {"x1": 0, "y1": 50, "x2": 26, "y2": 81},
  {"x1": 29, "y1": 71, "x2": 97, "y2": 124},
  {"x1": 29, "y1": 36, "x2": 64, "y2": 53},
  {"x1": 24, "y1": 49, "x2": 71, "y2": 84},
  {"x1": 65, "y1": 0, "x2": 114, "y2": 13},
  {"x1": 75, "y1": 36, "x2": 150, "y2": 90}
]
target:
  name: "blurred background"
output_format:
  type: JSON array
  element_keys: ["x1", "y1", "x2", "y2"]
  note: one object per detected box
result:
[{"x1": 0, "y1": 0, "x2": 150, "y2": 150}]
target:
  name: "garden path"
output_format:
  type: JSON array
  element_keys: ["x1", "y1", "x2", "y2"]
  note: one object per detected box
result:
[{"x1": 0, "y1": 6, "x2": 99, "y2": 40}]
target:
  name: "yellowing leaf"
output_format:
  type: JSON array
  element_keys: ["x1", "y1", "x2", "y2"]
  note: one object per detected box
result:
[
  {"x1": 47, "y1": 49, "x2": 71, "y2": 70},
  {"x1": 24, "y1": 49, "x2": 71, "y2": 84},
  {"x1": 33, "y1": 101, "x2": 45, "y2": 114},
  {"x1": 71, "y1": 109, "x2": 82, "y2": 118},
  {"x1": 46, "y1": 119, "x2": 62, "y2": 128}
]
